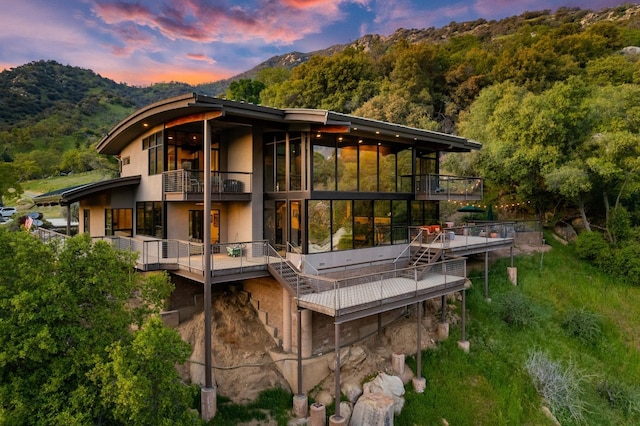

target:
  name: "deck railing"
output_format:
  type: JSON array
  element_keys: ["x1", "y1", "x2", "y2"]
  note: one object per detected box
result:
[
  {"x1": 324, "y1": 257, "x2": 467, "y2": 315},
  {"x1": 163, "y1": 169, "x2": 252, "y2": 194},
  {"x1": 413, "y1": 173, "x2": 482, "y2": 200}
]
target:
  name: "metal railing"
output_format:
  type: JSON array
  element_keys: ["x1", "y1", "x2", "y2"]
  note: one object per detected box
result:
[
  {"x1": 413, "y1": 173, "x2": 483, "y2": 200},
  {"x1": 32, "y1": 227, "x2": 69, "y2": 242},
  {"x1": 324, "y1": 257, "x2": 467, "y2": 315},
  {"x1": 163, "y1": 169, "x2": 252, "y2": 194}
]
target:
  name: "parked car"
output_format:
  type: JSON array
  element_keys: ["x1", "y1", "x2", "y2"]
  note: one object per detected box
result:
[{"x1": 0, "y1": 207, "x2": 17, "y2": 217}]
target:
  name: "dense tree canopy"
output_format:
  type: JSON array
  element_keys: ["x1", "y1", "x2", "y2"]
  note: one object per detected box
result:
[{"x1": 0, "y1": 231, "x2": 194, "y2": 425}]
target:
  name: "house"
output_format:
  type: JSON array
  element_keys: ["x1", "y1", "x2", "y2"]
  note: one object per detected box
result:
[{"x1": 34, "y1": 93, "x2": 514, "y2": 417}]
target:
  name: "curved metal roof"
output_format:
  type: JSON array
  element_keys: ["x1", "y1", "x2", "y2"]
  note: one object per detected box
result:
[{"x1": 97, "y1": 93, "x2": 481, "y2": 155}]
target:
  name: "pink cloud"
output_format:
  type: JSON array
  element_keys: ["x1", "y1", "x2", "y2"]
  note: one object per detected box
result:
[
  {"x1": 186, "y1": 53, "x2": 217, "y2": 65},
  {"x1": 92, "y1": 0, "x2": 345, "y2": 47}
]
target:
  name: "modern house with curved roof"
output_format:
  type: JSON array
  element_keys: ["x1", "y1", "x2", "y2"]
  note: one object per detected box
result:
[{"x1": 35, "y1": 93, "x2": 514, "y2": 412}]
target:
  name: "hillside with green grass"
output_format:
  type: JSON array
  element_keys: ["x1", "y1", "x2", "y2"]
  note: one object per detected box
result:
[
  {"x1": 397, "y1": 234, "x2": 640, "y2": 425},
  {"x1": 208, "y1": 235, "x2": 640, "y2": 425}
]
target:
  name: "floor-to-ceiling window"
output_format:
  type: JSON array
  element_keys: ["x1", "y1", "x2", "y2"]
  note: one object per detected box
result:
[
  {"x1": 307, "y1": 200, "x2": 331, "y2": 253},
  {"x1": 290, "y1": 200, "x2": 301, "y2": 249},
  {"x1": 83, "y1": 209, "x2": 90, "y2": 234},
  {"x1": 105, "y1": 208, "x2": 133, "y2": 237},
  {"x1": 306, "y1": 199, "x2": 413, "y2": 252},
  {"x1": 143, "y1": 131, "x2": 163, "y2": 175},
  {"x1": 337, "y1": 139, "x2": 357, "y2": 191},
  {"x1": 290, "y1": 134, "x2": 302, "y2": 191},
  {"x1": 332, "y1": 200, "x2": 352, "y2": 250},
  {"x1": 312, "y1": 138, "x2": 336, "y2": 191},
  {"x1": 136, "y1": 201, "x2": 163, "y2": 238}
]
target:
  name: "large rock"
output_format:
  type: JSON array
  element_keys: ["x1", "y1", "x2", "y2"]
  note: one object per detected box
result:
[
  {"x1": 349, "y1": 392, "x2": 394, "y2": 426},
  {"x1": 342, "y1": 379, "x2": 363, "y2": 404},
  {"x1": 329, "y1": 345, "x2": 367, "y2": 371},
  {"x1": 365, "y1": 372, "x2": 405, "y2": 415}
]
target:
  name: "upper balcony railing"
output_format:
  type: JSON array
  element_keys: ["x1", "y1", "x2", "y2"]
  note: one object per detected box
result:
[
  {"x1": 163, "y1": 169, "x2": 252, "y2": 200},
  {"x1": 414, "y1": 173, "x2": 482, "y2": 201}
]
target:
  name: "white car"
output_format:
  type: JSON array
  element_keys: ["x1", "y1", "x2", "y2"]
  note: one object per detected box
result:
[{"x1": 0, "y1": 207, "x2": 17, "y2": 217}]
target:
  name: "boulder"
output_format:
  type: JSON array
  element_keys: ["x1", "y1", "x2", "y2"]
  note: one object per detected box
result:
[
  {"x1": 366, "y1": 372, "x2": 405, "y2": 415},
  {"x1": 342, "y1": 379, "x2": 363, "y2": 404},
  {"x1": 349, "y1": 392, "x2": 394, "y2": 426}
]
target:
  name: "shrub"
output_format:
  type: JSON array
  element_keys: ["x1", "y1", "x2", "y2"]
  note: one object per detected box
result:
[
  {"x1": 525, "y1": 351, "x2": 589, "y2": 424},
  {"x1": 575, "y1": 231, "x2": 609, "y2": 265},
  {"x1": 561, "y1": 307, "x2": 602, "y2": 346},
  {"x1": 493, "y1": 291, "x2": 538, "y2": 328},
  {"x1": 610, "y1": 240, "x2": 640, "y2": 286},
  {"x1": 608, "y1": 206, "x2": 631, "y2": 245},
  {"x1": 598, "y1": 379, "x2": 640, "y2": 417}
]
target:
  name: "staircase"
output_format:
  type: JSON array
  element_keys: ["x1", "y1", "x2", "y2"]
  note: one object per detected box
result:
[
  {"x1": 267, "y1": 259, "x2": 314, "y2": 296},
  {"x1": 411, "y1": 246, "x2": 443, "y2": 267}
]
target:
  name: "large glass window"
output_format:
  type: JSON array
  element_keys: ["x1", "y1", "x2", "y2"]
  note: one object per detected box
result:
[
  {"x1": 264, "y1": 132, "x2": 286, "y2": 192},
  {"x1": 136, "y1": 202, "x2": 163, "y2": 238},
  {"x1": 143, "y1": 131, "x2": 163, "y2": 175},
  {"x1": 313, "y1": 139, "x2": 413, "y2": 193},
  {"x1": 374, "y1": 200, "x2": 391, "y2": 245},
  {"x1": 332, "y1": 200, "x2": 352, "y2": 250},
  {"x1": 83, "y1": 209, "x2": 90, "y2": 234},
  {"x1": 312, "y1": 141, "x2": 336, "y2": 191},
  {"x1": 307, "y1": 200, "x2": 331, "y2": 253},
  {"x1": 411, "y1": 201, "x2": 438, "y2": 226},
  {"x1": 379, "y1": 145, "x2": 396, "y2": 192},
  {"x1": 392, "y1": 200, "x2": 409, "y2": 243},
  {"x1": 105, "y1": 209, "x2": 133, "y2": 237},
  {"x1": 275, "y1": 200, "x2": 286, "y2": 249},
  {"x1": 354, "y1": 200, "x2": 373, "y2": 248},
  {"x1": 398, "y1": 148, "x2": 413, "y2": 192},
  {"x1": 189, "y1": 210, "x2": 203, "y2": 242},
  {"x1": 290, "y1": 200, "x2": 301, "y2": 249},
  {"x1": 304, "y1": 199, "x2": 414, "y2": 252},
  {"x1": 359, "y1": 144, "x2": 378, "y2": 191},
  {"x1": 337, "y1": 141, "x2": 358, "y2": 191},
  {"x1": 290, "y1": 134, "x2": 302, "y2": 191}
]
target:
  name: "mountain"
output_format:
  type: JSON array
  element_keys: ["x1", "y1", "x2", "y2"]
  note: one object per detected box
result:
[{"x1": 0, "y1": 3, "x2": 638, "y2": 155}]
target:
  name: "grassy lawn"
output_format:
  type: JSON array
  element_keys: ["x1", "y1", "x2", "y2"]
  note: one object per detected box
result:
[
  {"x1": 13, "y1": 171, "x2": 110, "y2": 219},
  {"x1": 399, "y1": 233, "x2": 640, "y2": 425},
  {"x1": 20, "y1": 170, "x2": 109, "y2": 196}
]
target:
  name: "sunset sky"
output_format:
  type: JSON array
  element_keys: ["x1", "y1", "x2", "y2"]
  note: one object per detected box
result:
[{"x1": 0, "y1": 0, "x2": 633, "y2": 86}]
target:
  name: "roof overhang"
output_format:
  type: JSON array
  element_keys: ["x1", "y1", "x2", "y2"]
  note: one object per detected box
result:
[
  {"x1": 32, "y1": 176, "x2": 141, "y2": 206},
  {"x1": 97, "y1": 93, "x2": 481, "y2": 155},
  {"x1": 284, "y1": 108, "x2": 481, "y2": 152}
]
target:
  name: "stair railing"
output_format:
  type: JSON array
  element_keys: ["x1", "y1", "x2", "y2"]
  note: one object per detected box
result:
[{"x1": 393, "y1": 228, "x2": 424, "y2": 268}]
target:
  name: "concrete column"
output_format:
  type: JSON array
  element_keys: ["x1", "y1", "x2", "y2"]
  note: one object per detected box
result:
[
  {"x1": 201, "y1": 387, "x2": 216, "y2": 421},
  {"x1": 301, "y1": 309, "x2": 313, "y2": 358},
  {"x1": 392, "y1": 352, "x2": 405, "y2": 376},
  {"x1": 508, "y1": 267, "x2": 518, "y2": 286},
  {"x1": 293, "y1": 394, "x2": 308, "y2": 418},
  {"x1": 458, "y1": 289, "x2": 470, "y2": 353},
  {"x1": 412, "y1": 377, "x2": 426, "y2": 393},
  {"x1": 329, "y1": 414, "x2": 346, "y2": 425},
  {"x1": 437, "y1": 322, "x2": 449, "y2": 340},
  {"x1": 282, "y1": 290, "x2": 292, "y2": 352},
  {"x1": 310, "y1": 402, "x2": 326, "y2": 426}
]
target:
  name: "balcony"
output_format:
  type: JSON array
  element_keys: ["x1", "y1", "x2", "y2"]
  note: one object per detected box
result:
[
  {"x1": 163, "y1": 169, "x2": 252, "y2": 201},
  {"x1": 415, "y1": 173, "x2": 482, "y2": 201}
]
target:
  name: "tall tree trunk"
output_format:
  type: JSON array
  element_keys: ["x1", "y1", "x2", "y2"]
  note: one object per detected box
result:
[
  {"x1": 603, "y1": 191, "x2": 613, "y2": 243},
  {"x1": 578, "y1": 197, "x2": 591, "y2": 232}
]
